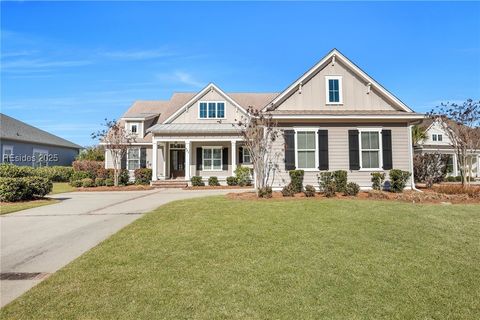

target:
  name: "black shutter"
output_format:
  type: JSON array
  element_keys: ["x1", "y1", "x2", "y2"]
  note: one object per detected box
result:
[
  {"x1": 318, "y1": 130, "x2": 329, "y2": 170},
  {"x1": 222, "y1": 147, "x2": 228, "y2": 170},
  {"x1": 284, "y1": 130, "x2": 296, "y2": 170},
  {"x1": 196, "y1": 148, "x2": 202, "y2": 170},
  {"x1": 239, "y1": 147, "x2": 243, "y2": 164},
  {"x1": 382, "y1": 129, "x2": 393, "y2": 170},
  {"x1": 348, "y1": 130, "x2": 360, "y2": 170},
  {"x1": 140, "y1": 147, "x2": 147, "y2": 168},
  {"x1": 121, "y1": 154, "x2": 127, "y2": 170}
]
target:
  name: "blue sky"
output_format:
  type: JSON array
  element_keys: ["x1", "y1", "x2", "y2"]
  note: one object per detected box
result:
[{"x1": 2, "y1": 1, "x2": 479, "y2": 146}]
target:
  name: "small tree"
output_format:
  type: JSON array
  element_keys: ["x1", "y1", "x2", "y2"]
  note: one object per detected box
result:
[
  {"x1": 76, "y1": 145, "x2": 105, "y2": 161},
  {"x1": 429, "y1": 99, "x2": 480, "y2": 187},
  {"x1": 92, "y1": 119, "x2": 136, "y2": 186},
  {"x1": 411, "y1": 125, "x2": 427, "y2": 146},
  {"x1": 413, "y1": 153, "x2": 448, "y2": 188},
  {"x1": 235, "y1": 107, "x2": 281, "y2": 195}
]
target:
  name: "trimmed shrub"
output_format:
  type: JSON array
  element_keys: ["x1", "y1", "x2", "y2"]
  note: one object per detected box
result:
[
  {"x1": 281, "y1": 184, "x2": 296, "y2": 197},
  {"x1": 0, "y1": 164, "x2": 35, "y2": 178},
  {"x1": 257, "y1": 186, "x2": 272, "y2": 198},
  {"x1": 134, "y1": 168, "x2": 152, "y2": 185},
  {"x1": 344, "y1": 182, "x2": 360, "y2": 196},
  {"x1": 445, "y1": 176, "x2": 456, "y2": 182},
  {"x1": 70, "y1": 180, "x2": 82, "y2": 188},
  {"x1": 25, "y1": 176, "x2": 53, "y2": 197},
  {"x1": 96, "y1": 168, "x2": 114, "y2": 180},
  {"x1": 35, "y1": 166, "x2": 73, "y2": 182},
  {"x1": 81, "y1": 178, "x2": 95, "y2": 188},
  {"x1": 304, "y1": 185, "x2": 316, "y2": 197},
  {"x1": 371, "y1": 172, "x2": 385, "y2": 190},
  {"x1": 72, "y1": 160, "x2": 104, "y2": 178},
  {"x1": 389, "y1": 169, "x2": 411, "y2": 193},
  {"x1": 226, "y1": 176, "x2": 238, "y2": 186},
  {"x1": 95, "y1": 178, "x2": 105, "y2": 187},
  {"x1": 455, "y1": 176, "x2": 462, "y2": 182},
  {"x1": 208, "y1": 176, "x2": 220, "y2": 186},
  {"x1": 118, "y1": 169, "x2": 130, "y2": 185},
  {"x1": 288, "y1": 170, "x2": 304, "y2": 193},
  {"x1": 105, "y1": 178, "x2": 114, "y2": 187},
  {"x1": 323, "y1": 182, "x2": 336, "y2": 197},
  {"x1": 0, "y1": 177, "x2": 28, "y2": 202},
  {"x1": 333, "y1": 170, "x2": 348, "y2": 193},
  {"x1": 235, "y1": 165, "x2": 252, "y2": 186},
  {"x1": 191, "y1": 176, "x2": 205, "y2": 187},
  {"x1": 70, "y1": 170, "x2": 93, "y2": 182},
  {"x1": 318, "y1": 172, "x2": 334, "y2": 192}
]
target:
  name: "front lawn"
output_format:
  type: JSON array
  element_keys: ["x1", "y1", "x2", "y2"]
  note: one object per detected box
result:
[
  {"x1": 1, "y1": 198, "x2": 479, "y2": 319},
  {"x1": 50, "y1": 182, "x2": 75, "y2": 194},
  {"x1": 0, "y1": 198, "x2": 59, "y2": 215}
]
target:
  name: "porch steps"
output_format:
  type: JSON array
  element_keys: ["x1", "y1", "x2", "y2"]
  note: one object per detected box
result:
[{"x1": 151, "y1": 180, "x2": 188, "y2": 188}]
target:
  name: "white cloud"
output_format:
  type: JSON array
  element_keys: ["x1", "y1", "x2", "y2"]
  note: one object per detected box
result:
[
  {"x1": 99, "y1": 48, "x2": 175, "y2": 60},
  {"x1": 155, "y1": 71, "x2": 204, "y2": 88},
  {"x1": 2, "y1": 58, "x2": 92, "y2": 71}
]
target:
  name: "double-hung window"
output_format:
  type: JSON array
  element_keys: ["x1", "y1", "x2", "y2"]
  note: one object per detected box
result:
[
  {"x1": 325, "y1": 76, "x2": 342, "y2": 104},
  {"x1": 33, "y1": 149, "x2": 48, "y2": 168},
  {"x1": 296, "y1": 131, "x2": 317, "y2": 169},
  {"x1": 359, "y1": 130, "x2": 382, "y2": 169},
  {"x1": 199, "y1": 102, "x2": 226, "y2": 119},
  {"x1": 242, "y1": 147, "x2": 251, "y2": 164},
  {"x1": 127, "y1": 147, "x2": 140, "y2": 170},
  {"x1": 203, "y1": 147, "x2": 222, "y2": 171},
  {"x1": 2, "y1": 145, "x2": 13, "y2": 163},
  {"x1": 432, "y1": 134, "x2": 443, "y2": 142}
]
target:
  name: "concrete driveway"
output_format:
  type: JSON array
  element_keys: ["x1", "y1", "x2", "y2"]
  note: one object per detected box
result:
[{"x1": 0, "y1": 188, "x2": 242, "y2": 307}]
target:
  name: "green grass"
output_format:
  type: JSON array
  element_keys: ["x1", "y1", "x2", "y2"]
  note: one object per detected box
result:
[
  {"x1": 50, "y1": 182, "x2": 75, "y2": 194},
  {"x1": 1, "y1": 197, "x2": 479, "y2": 319},
  {"x1": 0, "y1": 198, "x2": 59, "y2": 215}
]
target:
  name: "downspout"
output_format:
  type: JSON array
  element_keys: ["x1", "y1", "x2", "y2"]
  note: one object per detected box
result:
[{"x1": 408, "y1": 122, "x2": 422, "y2": 192}]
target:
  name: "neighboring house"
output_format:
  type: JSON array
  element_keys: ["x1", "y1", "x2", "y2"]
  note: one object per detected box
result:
[
  {"x1": 0, "y1": 113, "x2": 83, "y2": 167},
  {"x1": 414, "y1": 119, "x2": 480, "y2": 178},
  {"x1": 106, "y1": 49, "x2": 424, "y2": 189}
]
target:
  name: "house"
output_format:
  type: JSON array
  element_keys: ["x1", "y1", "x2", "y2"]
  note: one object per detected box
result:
[
  {"x1": 0, "y1": 113, "x2": 83, "y2": 167},
  {"x1": 414, "y1": 119, "x2": 480, "y2": 178},
  {"x1": 105, "y1": 49, "x2": 425, "y2": 189}
]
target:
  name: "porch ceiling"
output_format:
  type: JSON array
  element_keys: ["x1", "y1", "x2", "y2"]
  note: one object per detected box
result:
[{"x1": 148, "y1": 123, "x2": 239, "y2": 134}]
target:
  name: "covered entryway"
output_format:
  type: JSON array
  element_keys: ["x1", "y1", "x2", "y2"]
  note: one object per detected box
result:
[{"x1": 169, "y1": 144, "x2": 185, "y2": 179}]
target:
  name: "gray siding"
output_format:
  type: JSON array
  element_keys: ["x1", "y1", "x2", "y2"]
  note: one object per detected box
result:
[
  {"x1": 0, "y1": 139, "x2": 79, "y2": 166},
  {"x1": 270, "y1": 123, "x2": 412, "y2": 189}
]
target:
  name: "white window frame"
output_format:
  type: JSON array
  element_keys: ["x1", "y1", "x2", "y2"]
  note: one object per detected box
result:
[
  {"x1": 127, "y1": 147, "x2": 141, "y2": 171},
  {"x1": 358, "y1": 128, "x2": 383, "y2": 171},
  {"x1": 127, "y1": 122, "x2": 140, "y2": 135},
  {"x1": 2, "y1": 145, "x2": 13, "y2": 163},
  {"x1": 198, "y1": 101, "x2": 226, "y2": 119},
  {"x1": 242, "y1": 146, "x2": 252, "y2": 164},
  {"x1": 294, "y1": 128, "x2": 319, "y2": 171},
  {"x1": 202, "y1": 146, "x2": 223, "y2": 171},
  {"x1": 325, "y1": 75, "x2": 343, "y2": 105},
  {"x1": 33, "y1": 148, "x2": 48, "y2": 168}
]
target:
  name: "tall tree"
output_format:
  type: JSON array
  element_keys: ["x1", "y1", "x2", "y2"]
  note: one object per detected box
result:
[
  {"x1": 92, "y1": 119, "x2": 136, "y2": 186},
  {"x1": 235, "y1": 107, "x2": 281, "y2": 195},
  {"x1": 429, "y1": 99, "x2": 480, "y2": 187}
]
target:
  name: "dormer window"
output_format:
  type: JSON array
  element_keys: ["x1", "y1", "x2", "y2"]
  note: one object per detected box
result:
[
  {"x1": 199, "y1": 102, "x2": 225, "y2": 119},
  {"x1": 325, "y1": 76, "x2": 343, "y2": 104},
  {"x1": 128, "y1": 122, "x2": 140, "y2": 135}
]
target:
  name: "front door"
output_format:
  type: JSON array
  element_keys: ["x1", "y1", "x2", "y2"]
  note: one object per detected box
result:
[{"x1": 170, "y1": 149, "x2": 185, "y2": 178}]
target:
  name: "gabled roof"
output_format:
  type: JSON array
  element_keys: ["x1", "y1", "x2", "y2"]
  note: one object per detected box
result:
[
  {"x1": 148, "y1": 123, "x2": 238, "y2": 134},
  {"x1": 0, "y1": 113, "x2": 83, "y2": 149},
  {"x1": 264, "y1": 48, "x2": 414, "y2": 113},
  {"x1": 163, "y1": 83, "x2": 250, "y2": 124}
]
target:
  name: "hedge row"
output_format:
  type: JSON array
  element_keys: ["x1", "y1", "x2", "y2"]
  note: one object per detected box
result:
[
  {"x1": 0, "y1": 176, "x2": 52, "y2": 202},
  {"x1": 0, "y1": 164, "x2": 73, "y2": 182}
]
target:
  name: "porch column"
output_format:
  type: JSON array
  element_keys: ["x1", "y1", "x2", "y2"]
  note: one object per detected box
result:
[
  {"x1": 453, "y1": 153, "x2": 458, "y2": 176},
  {"x1": 185, "y1": 140, "x2": 191, "y2": 181},
  {"x1": 152, "y1": 141, "x2": 158, "y2": 181},
  {"x1": 231, "y1": 140, "x2": 237, "y2": 173}
]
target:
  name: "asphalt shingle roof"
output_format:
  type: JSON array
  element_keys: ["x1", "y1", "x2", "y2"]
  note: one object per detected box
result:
[{"x1": 0, "y1": 113, "x2": 83, "y2": 149}]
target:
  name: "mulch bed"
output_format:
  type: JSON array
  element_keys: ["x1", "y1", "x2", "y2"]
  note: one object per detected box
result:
[
  {"x1": 227, "y1": 188, "x2": 480, "y2": 205},
  {"x1": 183, "y1": 186, "x2": 253, "y2": 190},
  {"x1": 73, "y1": 185, "x2": 154, "y2": 192}
]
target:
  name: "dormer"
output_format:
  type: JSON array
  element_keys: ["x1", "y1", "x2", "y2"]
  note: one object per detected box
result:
[{"x1": 122, "y1": 113, "x2": 159, "y2": 137}]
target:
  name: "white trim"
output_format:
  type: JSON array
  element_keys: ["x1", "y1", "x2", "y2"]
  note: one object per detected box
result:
[
  {"x1": 197, "y1": 101, "x2": 227, "y2": 120},
  {"x1": 358, "y1": 128, "x2": 383, "y2": 171},
  {"x1": 152, "y1": 141, "x2": 158, "y2": 181},
  {"x1": 153, "y1": 137, "x2": 242, "y2": 142},
  {"x1": 2, "y1": 145, "x2": 13, "y2": 163},
  {"x1": 126, "y1": 147, "x2": 141, "y2": 171},
  {"x1": 271, "y1": 114, "x2": 425, "y2": 120},
  {"x1": 201, "y1": 146, "x2": 223, "y2": 171},
  {"x1": 407, "y1": 124, "x2": 415, "y2": 189},
  {"x1": 185, "y1": 140, "x2": 191, "y2": 181},
  {"x1": 325, "y1": 75, "x2": 343, "y2": 105},
  {"x1": 121, "y1": 114, "x2": 157, "y2": 121},
  {"x1": 294, "y1": 127, "x2": 319, "y2": 171},
  {"x1": 164, "y1": 83, "x2": 249, "y2": 123},
  {"x1": 264, "y1": 49, "x2": 414, "y2": 113}
]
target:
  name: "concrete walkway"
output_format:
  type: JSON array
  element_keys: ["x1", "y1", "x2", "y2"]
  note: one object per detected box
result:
[{"x1": 0, "y1": 188, "x2": 242, "y2": 307}]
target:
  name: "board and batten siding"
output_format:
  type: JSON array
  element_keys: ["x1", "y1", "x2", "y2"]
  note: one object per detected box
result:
[{"x1": 270, "y1": 123, "x2": 412, "y2": 189}]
